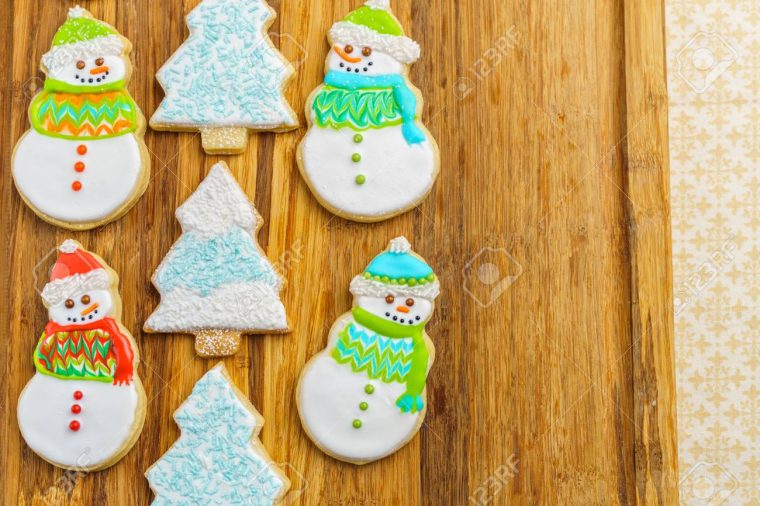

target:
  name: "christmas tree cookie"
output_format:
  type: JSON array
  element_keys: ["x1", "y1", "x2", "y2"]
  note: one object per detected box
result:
[
  {"x1": 17, "y1": 240, "x2": 146, "y2": 470},
  {"x1": 298, "y1": 0, "x2": 440, "y2": 222},
  {"x1": 144, "y1": 162, "x2": 288, "y2": 357},
  {"x1": 146, "y1": 363, "x2": 290, "y2": 505},
  {"x1": 12, "y1": 6, "x2": 150, "y2": 230},
  {"x1": 297, "y1": 236, "x2": 439, "y2": 464},
  {"x1": 150, "y1": 0, "x2": 298, "y2": 154}
]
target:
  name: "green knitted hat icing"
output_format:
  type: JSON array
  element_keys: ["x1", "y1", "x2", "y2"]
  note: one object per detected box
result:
[
  {"x1": 329, "y1": 0, "x2": 420, "y2": 64},
  {"x1": 51, "y1": 7, "x2": 118, "y2": 46},
  {"x1": 42, "y1": 6, "x2": 125, "y2": 73},
  {"x1": 343, "y1": 5, "x2": 404, "y2": 37}
]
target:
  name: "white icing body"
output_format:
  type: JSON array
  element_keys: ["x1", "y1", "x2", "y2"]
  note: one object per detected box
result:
[
  {"x1": 300, "y1": 124, "x2": 436, "y2": 219},
  {"x1": 17, "y1": 373, "x2": 139, "y2": 468},
  {"x1": 145, "y1": 281, "x2": 287, "y2": 331},
  {"x1": 297, "y1": 314, "x2": 425, "y2": 463},
  {"x1": 12, "y1": 131, "x2": 142, "y2": 224}
]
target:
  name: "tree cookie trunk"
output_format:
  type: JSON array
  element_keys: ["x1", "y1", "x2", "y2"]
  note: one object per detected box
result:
[
  {"x1": 194, "y1": 330, "x2": 242, "y2": 357},
  {"x1": 199, "y1": 127, "x2": 248, "y2": 155}
]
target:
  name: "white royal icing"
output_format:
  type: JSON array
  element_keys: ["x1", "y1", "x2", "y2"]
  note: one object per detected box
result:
[
  {"x1": 151, "y1": 0, "x2": 297, "y2": 129},
  {"x1": 175, "y1": 163, "x2": 258, "y2": 238},
  {"x1": 42, "y1": 270, "x2": 110, "y2": 307},
  {"x1": 145, "y1": 281, "x2": 287, "y2": 332},
  {"x1": 18, "y1": 374, "x2": 139, "y2": 469},
  {"x1": 146, "y1": 364, "x2": 288, "y2": 505},
  {"x1": 329, "y1": 22, "x2": 420, "y2": 65},
  {"x1": 43, "y1": 36, "x2": 124, "y2": 75},
  {"x1": 13, "y1": 131, "x2": 143, "y2": 224},
  {"x1": 300, "y1": 124, "x2": 436, "y2": 219},
  {"x1": 145, "y1": 163, "x2": 288, "y2": 335}
]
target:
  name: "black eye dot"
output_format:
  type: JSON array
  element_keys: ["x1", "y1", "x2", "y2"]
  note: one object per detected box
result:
[
  {"x1": 415, "y1": 316, "x2": 421, "y2": 320},
  {"x1": 392, "y1": 316, "x2": 398, "y2": 321}
]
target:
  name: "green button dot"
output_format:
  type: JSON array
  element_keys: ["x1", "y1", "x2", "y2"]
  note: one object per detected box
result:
[
  {"x1": 351, "y1": 153, "x2": 362, "y2": 163},
  {"x1": 353, "y1": 134, "x2": 363, "y2": 143},
  {"x1": 355, "y1": 174, "x2": 366, "y2": 185},
  {"x1": 364, "y1": 384, "x2": 375, "y2": 394},
  {"x1": 359, "y1": 401, "x2": 369, "y2": 411},
  {"x1": 352, "y1": 419, "x2": 362, "y2": 429}
]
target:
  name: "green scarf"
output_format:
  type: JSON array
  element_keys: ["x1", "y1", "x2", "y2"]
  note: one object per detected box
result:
[
  {"x1": 29, "y1": 78, "x2": 137, "y2": 140},
  {"x1": 332, "y1": 306, "x2": 430, "y2": 400}
]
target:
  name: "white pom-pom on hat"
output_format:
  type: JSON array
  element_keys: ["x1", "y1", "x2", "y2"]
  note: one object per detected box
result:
[
  {"x1": 68, "y1": 5, "x2": 86, "y2": 18},
  {"x1": 365, "y1": 0, "x2": 391, "y2": 10},
  {"x1": 59, "y1": 239, "x2": 80, "y2": 254},
  {"x1": 388, "y1": 236, "x2": 411, "y2": 254}
]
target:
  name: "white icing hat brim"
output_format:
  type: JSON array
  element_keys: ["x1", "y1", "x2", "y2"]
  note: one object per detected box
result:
[
  {"x1": 42, "y1": 269, "x2": 110, "y2": 306},
  {"x1": 42, "y1": 35, "x2": 124, "y2": 73},
  {"x1": 349, "y1": 275, "x2": 440, "y2": 300},
  {"x1": 329, "y1": 22, "x2": 420, "y2": 64}
]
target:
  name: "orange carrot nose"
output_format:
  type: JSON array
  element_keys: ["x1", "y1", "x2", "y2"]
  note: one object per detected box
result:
[
  {"x1": 396, "y1": 306, "x2": 410, "y2": 313},
  {"x1": 89, "y1": 66, "x2": 109, "y2": 75},
  {"x1": 80, "y1": 303, "x2": 99, "y2": 316},
  {"x1": 334, "y1": 45, "x2": 362, "y2": 63}
]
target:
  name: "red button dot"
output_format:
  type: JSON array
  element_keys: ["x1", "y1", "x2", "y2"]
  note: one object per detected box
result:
[
  {"x1": 77, "y1": 144, "x2": 87, "y2": 155},
  {"x1": 69, "y1": 420, "x2": 80, "y2": 431},
  {"x1": 74, "y1": 161, "x2": 85, "y2": 172},
  {"x1": 71, "y1": 404, "x2": 81, "y2": 414},
  {"x1": 72, "y1": 181, "x2": 82, "y2": 191},
  {"x1": 73, "y1": 391, "x2": 83, "y2": 400}
]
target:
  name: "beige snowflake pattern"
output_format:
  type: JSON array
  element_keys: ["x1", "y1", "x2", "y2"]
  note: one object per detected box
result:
[{"x1": 667, "y1": 0, "x2": 760, "y2": 504}]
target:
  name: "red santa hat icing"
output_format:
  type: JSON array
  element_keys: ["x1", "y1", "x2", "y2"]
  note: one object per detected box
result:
[{"x1": 41, "y1": 240, "x2": 110, "y2": 306}]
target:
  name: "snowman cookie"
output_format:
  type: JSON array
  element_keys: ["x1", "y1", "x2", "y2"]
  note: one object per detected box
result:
[
  {"x1": 17, "y1": 240, "x2": 146, "y2": 471},
  {"x1": 12, "y1": 6, "x2": 150, "y2": 230},
  {"x1": 298, "y1": 0, "x2": 440, "y2": 222},
  {"x1": 297, "y1": 236, "x2": 439, "y2": 464}
]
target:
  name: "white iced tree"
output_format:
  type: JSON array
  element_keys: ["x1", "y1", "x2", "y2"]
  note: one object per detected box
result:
[{"x1": 144, "y1": 162, "x2": 288, "y2": 356}]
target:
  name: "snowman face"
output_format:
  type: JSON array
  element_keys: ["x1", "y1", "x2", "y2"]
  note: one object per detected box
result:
[
  {"x1": 49, "y1": 54, "x2": 126, "y2": 86},
  {"x1": 357, "y1": 294, "x2": 433, "y2": 326},
  {"x1": 328, "y1": 44, "x2": 404, "y2": 76},
  {"x1": 49, "y1": 289, "x2": 113, "y2": 325}
]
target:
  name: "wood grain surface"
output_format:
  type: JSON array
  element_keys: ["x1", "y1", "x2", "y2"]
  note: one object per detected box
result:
[{"x1": 0, "y1": 0, "x2": 677, "y2": 504}]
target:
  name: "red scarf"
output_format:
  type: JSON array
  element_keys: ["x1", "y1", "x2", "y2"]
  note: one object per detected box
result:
[{"x1": 43, "y1": 317, "x2": 135, "y2": 385}]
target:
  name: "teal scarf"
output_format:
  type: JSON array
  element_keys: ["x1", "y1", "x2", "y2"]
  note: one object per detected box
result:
[{"x1": 319, "y1": 71, "x2": 426, "y2": 145}]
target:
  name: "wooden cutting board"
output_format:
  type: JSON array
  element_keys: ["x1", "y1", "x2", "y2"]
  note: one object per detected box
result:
[{"x1": 0, "y1": 0, "x2": 677, "y2": 504}]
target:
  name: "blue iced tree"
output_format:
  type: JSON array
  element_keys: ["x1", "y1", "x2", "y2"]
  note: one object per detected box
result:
[
  {"x1": 150, "y1": 0, "x2": 298, "y2": 153},
  {"x1": 146, "y1": 363, "x2": 289, "y2": 505}
]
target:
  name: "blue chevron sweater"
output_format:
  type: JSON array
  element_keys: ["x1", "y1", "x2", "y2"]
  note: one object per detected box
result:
[{"x1": 332, "y1": 322, "x2": 415, "y2": 384}]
